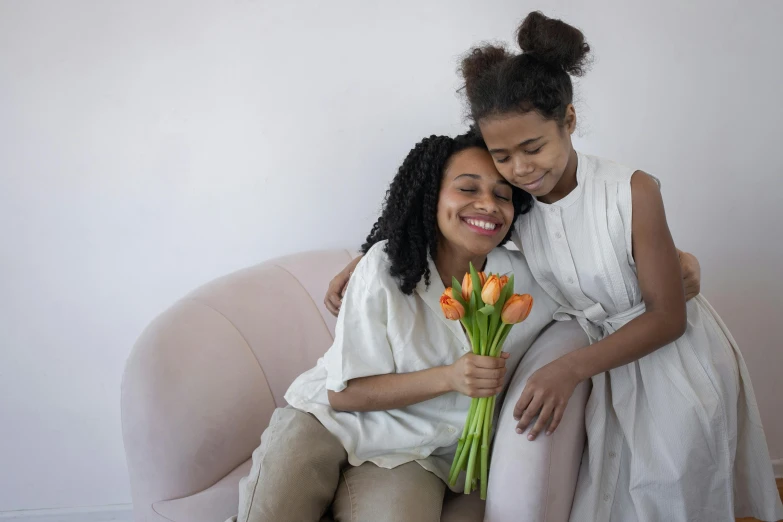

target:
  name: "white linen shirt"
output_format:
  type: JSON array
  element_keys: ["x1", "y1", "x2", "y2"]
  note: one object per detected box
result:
[{"x1": 284, "y1": 240, "x2": 558, "y2": 486}]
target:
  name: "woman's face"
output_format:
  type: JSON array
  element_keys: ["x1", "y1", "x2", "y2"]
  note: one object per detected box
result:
[
  {"x1": 436, "y1": 147, "x2": 515, "y2": 257},
  {"x1": 478, "y1": 106, "x2": 576, "y2": 199}
]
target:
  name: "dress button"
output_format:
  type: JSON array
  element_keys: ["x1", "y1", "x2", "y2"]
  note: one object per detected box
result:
[
  {"x1": 448, "y1": 426, "x2": 457, "y2": 433},
  {"x1": 550, "y1": 207, "x2": 557, "y2": 213},
  {"x1": 604, "y1": 494, "x2": 610, "y2": 502},
  {"x1": 609, "y1": 451, "x2": 616, "y2": 458},
  {"x1": 555, "y1": 232, "x2": 562, "y2": 239},
  {"x1": 568, "y1": 277, "x2": 575, "y2": 284}
]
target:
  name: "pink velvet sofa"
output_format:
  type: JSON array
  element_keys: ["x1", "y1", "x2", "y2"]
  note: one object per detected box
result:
[{"x1": 121, "y1": 249, "x2": 485, "y2": 522}]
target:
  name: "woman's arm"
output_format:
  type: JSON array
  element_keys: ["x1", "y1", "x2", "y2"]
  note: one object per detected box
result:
[
  {"x1": 513, "y1": 171, "x2": 687, "y2": 439},
  {"x1": 325, "y1": 248, "x2": 508, "y2": 413},
  {"x1": 328, "y1": 352, "x2": 509, "y2": 412}
]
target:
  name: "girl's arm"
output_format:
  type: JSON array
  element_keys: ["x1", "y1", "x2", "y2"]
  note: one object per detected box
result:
[
  {"x1": 514, "y1": 171, "x2": 687, "y2": 439},
  {"x1": 329, "y1": 250, "x2": 697, "y2": 317},
  {"x1": 327, "y1": 352, "x2": 509, "y2": 412},
  {"x1": 324, "y1": 255, "x2": 363, "y2": 316},
  {"x1": 678, "y1": 249, "x2": 701, "y2": 300}
]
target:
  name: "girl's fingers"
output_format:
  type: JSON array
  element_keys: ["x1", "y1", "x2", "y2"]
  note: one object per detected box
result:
[
  {"x1": 527, "y1": 402, "x2": 554, "y2": 441},
  {"x1": 546, "y1": 405, "x2": 566, "y2": 436},
  {"x1": 513, "y1": 388, "x2": 534, "y2": 420},
  {"x1": 324, "y1": 295, "x2": 341, "y2": 316},
  {"x1": 516, "y1": 395, "x2": 542, "y2": 433}
]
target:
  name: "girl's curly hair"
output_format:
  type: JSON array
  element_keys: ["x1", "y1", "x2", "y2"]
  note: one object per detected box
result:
[
  {"x1": 460, "y1": 11, "x2": 591, "y2": 126},
  {"x1": 361, "y1": 129, "x2": 533, "y2": 294}
]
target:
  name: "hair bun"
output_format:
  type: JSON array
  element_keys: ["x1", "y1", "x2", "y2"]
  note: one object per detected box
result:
[
  {"x1": 460, "y1": 45, "x2": 512, "y2": 101},
  {"x1": 516, "y1": 11, "x2": 591, "y2": 76}
]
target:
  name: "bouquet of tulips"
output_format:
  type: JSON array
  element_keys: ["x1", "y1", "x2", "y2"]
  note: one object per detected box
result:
[{"x1": 439, "y1": 262, "x2": 533, "y2": 499}]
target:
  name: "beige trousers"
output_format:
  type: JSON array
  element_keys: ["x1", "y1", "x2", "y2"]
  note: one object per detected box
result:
[{"x1": 228, "y1": 407, "x2": 446, "y2": 522}]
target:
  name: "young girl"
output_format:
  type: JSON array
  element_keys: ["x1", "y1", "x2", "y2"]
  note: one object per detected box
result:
[
  {"x1": 230, "y1": 131, "x2": 590, "y2": 522},
  {"x1": 459, "y1": 11, "x2": 782, "y2": 522}
]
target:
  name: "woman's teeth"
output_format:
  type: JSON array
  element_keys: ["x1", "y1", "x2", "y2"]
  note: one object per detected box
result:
[{"x1": 465, "y1": 218, "x2": 498, "y2": 230}]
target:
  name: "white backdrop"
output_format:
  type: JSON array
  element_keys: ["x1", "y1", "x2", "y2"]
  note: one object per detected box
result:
[{"x1": 1, "y1": 0, "x2": 780, "y2": 512}]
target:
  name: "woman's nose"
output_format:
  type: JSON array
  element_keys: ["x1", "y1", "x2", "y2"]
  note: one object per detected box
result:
[{"x1": 475, "y1": 191, "x2": 499, "y2": 213}]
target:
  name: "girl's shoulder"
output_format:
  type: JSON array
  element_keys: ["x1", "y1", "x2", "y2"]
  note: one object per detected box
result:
[
  {"x1": 579, "y1": 152, "x2": 638, "y2": 186},
  {"x1": 488, "y1": 246, "x2": 534, "y2": 280},
  {"x1": 501, "y1": 246, "x2": 526, "y2": 266}
]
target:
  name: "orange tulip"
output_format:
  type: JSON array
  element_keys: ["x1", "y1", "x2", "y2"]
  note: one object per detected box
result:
[
  {"x1": 461, "y1": 273, "x2": 472, "y2": 301},
  {"x1": 440, "y1": 289, "x2": 465, "y2": 320},
  {"x1": 499, "y1": 275, "x2": 509, "y2": 289},
  {"x1": 461, "y1": 271, "x2": 488, "y2": 301},
  {"x1": 481, "y1": 275, "x2": 502, "y2": 305},
  {"x1": 501, "y1": 294, "x2": 533, "y2": 324}
]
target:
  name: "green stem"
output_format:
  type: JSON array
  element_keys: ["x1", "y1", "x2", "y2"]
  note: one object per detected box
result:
[
  {"x1": 480, "y1": 394, "x2": 493, "y2": 500},
  {"x1": 449, "y1": 398, "x2": 477, "y2": 481},
  {"x1": 464, "y1": 397, "x2": 486, "y2": 494},
  {"x1": 471, "y1": 312, "x2": 480, "y2": 354},
  {"x1": 460, "y1": 317, "x2": 473, "y2": 341},
  {"x1": 450, "y1": 397, "x2": 482, "y2": 485},
  {"x1": 488, "y1": 323, "x2": 506, "y2": 358},
  {"x1": 490, "y1": 325, "x2": 512, "y2": 358}
]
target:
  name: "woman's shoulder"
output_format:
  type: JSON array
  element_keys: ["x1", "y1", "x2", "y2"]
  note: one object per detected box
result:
[{"x1": 352, "y1": 240, "x2": 395, "y2": 288}]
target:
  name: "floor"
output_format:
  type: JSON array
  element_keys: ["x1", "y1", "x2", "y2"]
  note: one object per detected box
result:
[
  {"x1": 0, "y1": 506, "x2": 133, "y2": 522},
  {"x1": 1, "y1": 481, "x2": 779, "y2": 521},
  {"x1": 736, "y1": 478, "x2": 783, "y2": 521}
]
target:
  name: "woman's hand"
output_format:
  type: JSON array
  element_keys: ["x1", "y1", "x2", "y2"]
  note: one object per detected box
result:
[
  {"x1": 325, "y1": 255, "x2": 363, "y2": 316},
  {"x1": 447, "y1": 352, "x2": 510, "y2": 398},
  {"x1": 513, "y1": 359, "x2": 581, "y2": 440},
  {"x1": 677, "y1": 249, "x2": 701, "y2": 301}
]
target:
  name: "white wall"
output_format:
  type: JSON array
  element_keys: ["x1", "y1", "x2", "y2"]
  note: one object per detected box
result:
[{"x1": 0, "y1": 0, "x2": 780, "y2": 512}]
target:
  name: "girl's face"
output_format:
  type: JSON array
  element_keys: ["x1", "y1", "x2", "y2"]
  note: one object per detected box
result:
[
  {"x1": 478, "y1": 106, "x2": 577, "y2": 202},
  {"x1": 436, "y1": 147, "x2": 515, "y2": 257}
]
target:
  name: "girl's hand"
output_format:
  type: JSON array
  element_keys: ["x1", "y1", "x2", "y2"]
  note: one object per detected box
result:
[
  {"x1": 677, "y1": 249, "x2": 701, "y2": 301},
  {"x1": 447, "y1": 352, "x2": 510, "y2": 398},
  {"x1": 325, "y1": 256, "x2": 363, "y2": 316},
  {"x1": 513, "y1": 359, "x2": 581, "y2": 440}
]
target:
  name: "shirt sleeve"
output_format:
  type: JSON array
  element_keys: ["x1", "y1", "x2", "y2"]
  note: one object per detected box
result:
[{"x1": 323, "y1": 270, "x2": 396, "y2": 392}]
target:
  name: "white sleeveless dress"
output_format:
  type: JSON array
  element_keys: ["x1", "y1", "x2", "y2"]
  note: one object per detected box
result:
[{"x1": 514, "y1": 152, "x2": 783, "y2": 522}]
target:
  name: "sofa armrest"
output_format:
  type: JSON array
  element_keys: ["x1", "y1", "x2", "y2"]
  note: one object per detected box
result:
[{"x1": 121, "y1": 298, "x2": 276, "y2": 518}]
